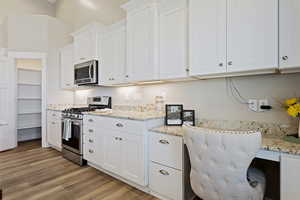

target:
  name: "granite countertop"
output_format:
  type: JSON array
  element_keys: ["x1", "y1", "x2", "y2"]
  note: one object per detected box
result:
[
  {"x1": 150, "y1": 126, "x2": 300, "y2": 156},
  {"x1": 47, "y1": 104, "x2": 88, "y2": 111},
  {"x1": 84, "y1": 110, "x2": 165, "y2": 121}
]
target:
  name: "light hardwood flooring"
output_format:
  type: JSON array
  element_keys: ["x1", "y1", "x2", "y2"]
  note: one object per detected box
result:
[{"x1": 0, "y1": 140, "x2": 158, "y2": 200}]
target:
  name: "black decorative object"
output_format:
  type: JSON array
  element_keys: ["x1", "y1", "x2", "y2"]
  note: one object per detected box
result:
[
  {"x1": 165, "y1": 104, "x2": 183, "y2": 126},
  {"x1": 183, "y1": 110, "x2": 195, "y2": 126}
]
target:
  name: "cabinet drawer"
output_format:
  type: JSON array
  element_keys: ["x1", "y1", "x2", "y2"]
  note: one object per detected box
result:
[
  {"x1": 47, "y1": 111, "x2": 61, "y2": 121},
  {"x1": 83, "y1": 115, "x2": 100, "y2": 129},
  {"x1": 149, "y1": 162, "x2": 183, "y2": 200},
  {"x1": 100, "y1": 117, "x2": 145, "y2": 135},
  {"x1": 149, "y1": 132, "x2": 183, "y2": 170}
]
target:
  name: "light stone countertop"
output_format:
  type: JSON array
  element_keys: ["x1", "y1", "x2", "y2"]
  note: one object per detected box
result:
[
  {"x1": 150, "y1": 126, "x2": 300, "y2": 156},
  {"x1": 84, "y1": 110, "x2": 165, "y2": 121},
  {"x1": 47, "y1": 104, "x2": 88, "y2": 111}
]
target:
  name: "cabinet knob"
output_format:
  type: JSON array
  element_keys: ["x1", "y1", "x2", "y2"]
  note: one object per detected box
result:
[
  {"x1": 115, "y1": 137, "x2": 119, "y2": 140},
  {"x1": 88, "y1": 129, "x2": 93, "y2": 133},
  {"x1": 282, "y1": 56, "x2": 289, "y2": 61},
  {"x1": 228, "y1": 61, "x2": 233, "y2": 66},
  {"x1": 116, "y1": 123, "x2": 124, "y2": 128},
  {"x1": 159, "y1": 139, "x2": 169, "y2": 144},
  {"x1": 185, "y1": 68, "x2": 190, "y2": 72},
  {"x1": 89, "y1": 149, "x2": 94, "y2": 153},
  {"x1": 89, "y1": 139, "x2": 94, "y2": 143},
  {"x1": 111, "y1": 78, "x2": 115, "y2": 81},
  {"x1": 80, "y1": 57, "x2": 86, "y2": 60},
  {"x1": 119, "y1": 137, "x2": 123, "y2": 141},
  {"x1": 88, "y1": 119, "x2": 94, "y2": 122},
  {"x1": 219, "y1": 63, "x2": 223, "y2": 67},
  {"x1": 159, "y1": 169, "x2": 170, "y2": 176},
  {"x1": 66, "y1": 84, "x2": 71, "y2": 86},
  {"x1": 51, "y1": 122, "x2": 55, "y2": 125},
  {"x1": 125, "y1": 75, "x2": 129, "y2": 78}
]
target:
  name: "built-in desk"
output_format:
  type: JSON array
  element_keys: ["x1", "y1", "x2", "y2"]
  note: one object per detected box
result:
[{"x1": 149, "y1": 126, "x2": 300, "y2": 200}]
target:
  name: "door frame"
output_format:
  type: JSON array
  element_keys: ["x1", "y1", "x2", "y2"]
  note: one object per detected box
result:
[{"x1": 8, "y1": 51, "x2": 48, "y2": 148}]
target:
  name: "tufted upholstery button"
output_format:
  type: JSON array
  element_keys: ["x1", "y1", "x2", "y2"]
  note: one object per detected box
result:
[{"x1": 183, "y1": 126, "x2": 266, "y2": 200}]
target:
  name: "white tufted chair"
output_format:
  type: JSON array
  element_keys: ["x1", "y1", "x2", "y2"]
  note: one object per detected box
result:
[{"x1": 183, "y1": 127, "x2": 266, "y2": 200}]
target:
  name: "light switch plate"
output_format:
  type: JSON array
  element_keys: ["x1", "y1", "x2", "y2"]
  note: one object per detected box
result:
[{"x1": 248, "y1": 99, "x2": 258, "y2": 112}]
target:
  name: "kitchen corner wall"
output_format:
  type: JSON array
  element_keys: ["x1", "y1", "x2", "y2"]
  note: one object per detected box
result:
[{"x1": 74, "y1": 73, "x2": 300, "y2": 125}]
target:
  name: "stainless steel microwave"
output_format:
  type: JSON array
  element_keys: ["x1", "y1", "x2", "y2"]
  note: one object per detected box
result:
[{"x1": 74, "y1": 60, "x2": 98, "y2": 85}]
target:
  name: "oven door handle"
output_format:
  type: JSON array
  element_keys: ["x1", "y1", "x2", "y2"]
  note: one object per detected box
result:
[{"x1": 89, "y1": 63, "x2": 93, "y2": 79}]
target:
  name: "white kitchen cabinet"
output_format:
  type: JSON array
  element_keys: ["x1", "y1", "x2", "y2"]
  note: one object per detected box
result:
[
  {"x1": 71, "y1": 23, "x2": 102, "y2": 64},
  {"x1": 0, "y1": 57, "x2": 16, "y2": 152},
  {"x1": 279, "y1": 0, "x2": 300, "y2": 72},
  {"x1": 121, "y1": 132, "x2": 145, "y2": 185},
  {"x1": 189, "y1": 0, "x2": 227, "y2": 76},
  {"x1": 281, "y1": 154, "x2": 300, "y2": 200},
  {"x1": 122, "y1": 0, "x2": 160, "y2": 82},
  {"x1": 227, "y1": 0, "x2": 278, "y2": 73},
  {"x1": 159, "y1": 0, "x2": 188, "y2": 80},
  {"x1": 189, "y1": 0, "x2": 278, "y2": 77},
  {"x1": 99, "y1": 21, "x2": 126, "y2": 85},
  {"x1": 83, "y1": 114, "x2": 163, "y2": 187},
  {"x1": 103, "y1": 131, "x2": 123, "y2": 175},
  {"x1": 47, "y1": 110, "x2": 62, "y2": 150},
  {"x1": 60, "y1": 44, "x2": 74, "y2": 89}
]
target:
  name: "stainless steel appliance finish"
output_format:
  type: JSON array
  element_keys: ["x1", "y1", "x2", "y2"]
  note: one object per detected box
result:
[
  {"x1": 74, "y1": 60, "x2": 98, "y2": 85},
  {"x1": 61, "y1": 96, "x2": 112, "y2": 166}
]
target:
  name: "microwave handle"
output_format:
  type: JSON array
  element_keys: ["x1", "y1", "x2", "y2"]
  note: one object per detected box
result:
[{"x1": 89, "y1": 63, "x2": 93, "y2": 79}]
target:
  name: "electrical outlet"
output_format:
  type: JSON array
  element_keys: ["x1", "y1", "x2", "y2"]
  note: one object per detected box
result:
[
  {"x1": 248, "y1": 99, "x2": 258, "y2": 112},
  {"x1": 259, "y1": 99, "x2": 269, "y2": 112}
]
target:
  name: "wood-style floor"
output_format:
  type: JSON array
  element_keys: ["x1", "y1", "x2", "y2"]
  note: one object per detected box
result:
[{"x1": 0, "y1": 140, "x2": 158, "y2": 200}]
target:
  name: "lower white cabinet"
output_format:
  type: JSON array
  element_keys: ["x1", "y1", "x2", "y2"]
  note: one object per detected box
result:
[
  {"x1": 281, "y1": 154, "x2": 300, "y2": 200},
  {"x1": 47, "y1": 111, "x2": 62, "y2": 150},
  {"x1": 83, "y1": 115, "x2": 162, "y2": 186},
  {"x1": 149, "y1": 132, "x2": 185, "y2": 200},
  {"x1": 149, "y1": 162, "x2": 183, "y2": 200}
]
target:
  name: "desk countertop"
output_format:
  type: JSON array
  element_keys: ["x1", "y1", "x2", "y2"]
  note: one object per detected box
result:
[{"x1": 150, "y1": 126, "x2": 300, "y2": 156}]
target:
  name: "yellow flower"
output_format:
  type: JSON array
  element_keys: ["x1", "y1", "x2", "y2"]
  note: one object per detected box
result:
[
  {"x1": 286, "y1": 98, "x2": 299, "y2": 106},
  {"x1": 287, "y1": 104, "x2": 300, "y2": 117}
]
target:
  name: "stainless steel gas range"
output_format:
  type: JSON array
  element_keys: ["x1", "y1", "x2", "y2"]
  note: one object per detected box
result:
[{"x1": 61, "y1": 96, "x2": 112, "y2": 166}]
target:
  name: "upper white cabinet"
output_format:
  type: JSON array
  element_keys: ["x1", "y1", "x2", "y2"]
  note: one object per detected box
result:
[
  {"x1": 159, "y1": 0, "x2": 188, "y2": 80},
  {"x1": 227, "y1": 0, "x2": 278, "y2": 73},
  {"x1": 189, "y1": 0, "x2": 227, "y2": 76},
  {"x1": 189, "y1": 0, "x2": 278, "y2": 76},
  {"x1": 60, "y1": 44, "x2": 74, "y2": 89},
  {"x1": 71, "y1": 23, "x2": 102, "y2": 64},
  {"x1": 99, "y1": 21, "x2": 126, "y2": 85},
  {"x1": 279, "y1": 0, "x2": 300, "y2": 72},
  {"x1": 122, "y1": 0, "x2": 160, "y2": 82}
]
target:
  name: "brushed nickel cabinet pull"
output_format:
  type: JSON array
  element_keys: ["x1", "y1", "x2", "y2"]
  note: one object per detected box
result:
[
  {"x1": 116, "y1": 123, "x2": 124, "y2": 127},
  {"x1": 159, "y1": 139, "x2": 169, "y2": 144},
  {"x1": 89, "y1": 149, "x2": 94, "y2": 153},
  {"x1": 88, "y1": 119, "x2": 93, "y2": 122},
  {"x1": 88, "y1": 129, "x2": 93, "y2": 133},
  {"x1": 89, "y1": 139, "x2": 93, "y2": 143},
  {"x1": 159, "y1": 169, "x2": 169, "y2": 176}
]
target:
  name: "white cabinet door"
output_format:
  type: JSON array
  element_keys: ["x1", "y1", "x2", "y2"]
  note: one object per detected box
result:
[
  {"x1": 60, "y1": 44, "x2": 74, "y2": 89},
  {"x1": 47, "y1": 111, "x2": 62, "y2": 149},
  {"x1": 73, "y1": 24, "x2": 99, "y2": 64},
  {"x1": 159, "y1": 0, "x2": 188, "y2": 80},
  {"x1": 281, "y1": 154, "x2": 300, "y2": 200},
  {"x1": 103, "y1": 131, "x2": 122, "y2": 175},
  {"x1": 0, "y1": 57, "x2": 16, "y2": 151},
  {"x1": 121, "y1": 133, "x2": 146, "y2": 186},
  {"x1": 99, "y1": 22, "x2": 126, "y2": 85},
  {"x1": 227, "y1": 0, "x2": 278, "y2": 73},
  {"x1": 126, "y1": 5, "x2": 159, "y2": 82},
  {"x1": 189, "y1": 0, "x2": 227, "y2": 76},
  {"x1": 279, "y1": 0, "x2": 300, "y2": 70}
]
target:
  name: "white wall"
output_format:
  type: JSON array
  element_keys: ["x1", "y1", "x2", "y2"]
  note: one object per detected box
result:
[
  {"x1": 0, "y1": 0, "x2": 55, "y2": 24},
  {"x1": 55, "y1": 0, "x2": 127, "y2": 30},
  {"x1": 74, "y1": 73, "x2": 300, "y2": 124}
]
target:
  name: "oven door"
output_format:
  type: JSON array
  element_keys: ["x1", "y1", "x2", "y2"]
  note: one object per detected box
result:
[
  {"x1": 74, "y1": 60, "x2": 98, "y2": 85},
  {"x1": 62, "y1": 119, "x2": 83, "y2": 155}
]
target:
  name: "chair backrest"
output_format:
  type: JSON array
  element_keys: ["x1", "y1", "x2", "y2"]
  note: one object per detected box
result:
[{"x1": 183, "y1": 126, "x2": 261, "y2": 200}]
